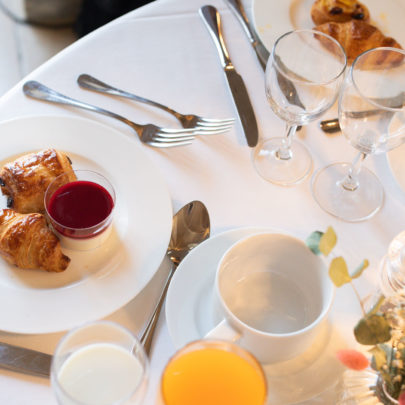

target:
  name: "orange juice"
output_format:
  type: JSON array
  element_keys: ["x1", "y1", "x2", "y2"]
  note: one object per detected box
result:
[{"x1": 161, "y1": 341, "x2": 267, "y2": 405}]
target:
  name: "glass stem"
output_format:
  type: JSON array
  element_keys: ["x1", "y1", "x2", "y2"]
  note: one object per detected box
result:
[
  {"x1": 276, "y1": 124, "x2": 297, "y2": 160},
  {"x1": 341, "y1": 152, "x2": 367, "y2": 191}
]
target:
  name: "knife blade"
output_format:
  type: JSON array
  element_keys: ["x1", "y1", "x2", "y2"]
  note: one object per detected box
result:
[
  {"x1": 199, "y1": 5, "x2": 258, "y2": 147},
  {"x1": 0, "y1": 342, "x2": 51, "y2": 377}
]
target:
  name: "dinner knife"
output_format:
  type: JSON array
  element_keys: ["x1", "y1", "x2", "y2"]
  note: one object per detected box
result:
[
  {"x1": 224, "y1": 0, "x2": 269, "y2": 70},
  {"x1": 0, "y1": 342, "x2": 51, "y2": 377},
  {"x1": 199, "y1": 5, "x2": 259, "y2": 147}
]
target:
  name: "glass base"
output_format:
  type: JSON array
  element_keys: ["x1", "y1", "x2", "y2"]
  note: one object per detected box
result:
[
  {"x1": 311, "y1": 162, "x2": 384, "y2": 222},
  {"x1": 252, "y1": 137, "x2": 313, "y2": 186}
]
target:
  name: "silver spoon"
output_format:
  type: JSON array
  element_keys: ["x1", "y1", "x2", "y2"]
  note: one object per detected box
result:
[{"x1": 140, "y1": 201, "x2": 210, "y2": 355}]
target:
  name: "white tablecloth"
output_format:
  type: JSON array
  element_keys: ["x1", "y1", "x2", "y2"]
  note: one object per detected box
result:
[{"x1": 0, "y1": 0, "x2": 404, "y2": 403}]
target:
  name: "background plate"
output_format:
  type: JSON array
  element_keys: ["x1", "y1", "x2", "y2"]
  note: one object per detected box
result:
[
  {"x1": 0, "y1": 115, "x2": 172, "y2": 334},
  {"x1": 252, "y1": 0, "x2": 405, "y2": 54},
  {"x1": 388, "y1": 143, "x2": 405, "y2": 195}
]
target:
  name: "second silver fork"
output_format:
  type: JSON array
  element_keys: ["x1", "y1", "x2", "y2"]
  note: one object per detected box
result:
[
  {"x1": 23, "y1": 81, "x2": 196, "y2": 148},
  {"x1": 77, "y1": 74, "x2": 234, "y2": 134}
]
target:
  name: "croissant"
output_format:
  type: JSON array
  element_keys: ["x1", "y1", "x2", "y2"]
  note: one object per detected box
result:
[
  {"x1": 0, "y1": 149, "x2": 76, "y2": 214},
  {"x1": 311, "y1": 0, "x2": 370, "y2": 25},
  {"x1": 0, "y1": 209, "x2": 70, "y2": 272},
  {"x1": 314, "y1": 20, "x2": 403, "y2": 66}
]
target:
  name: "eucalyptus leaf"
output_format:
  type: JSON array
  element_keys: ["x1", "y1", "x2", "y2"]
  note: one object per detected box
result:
[
  {"x1": 329, "y1": 257, "x2": 352, "y2": 287},
  {"x1": 367, "y1": 295, "x2": 385, "y2": 316},
  {"x1": 306, "y1": 231, "x2": 323, "y2": 255},
  {"x1": 319, "y1": 226, "x2": 337, "y2": 256},
  {"x1": 370, "y1": 345, "x2": 388, "y2": 371},
  {"x1": 351, "y1": 259, "x2": 370, "y2": 279},
  {"x1": 354, "y1": 314, "x2": 392, "y2": 345}
]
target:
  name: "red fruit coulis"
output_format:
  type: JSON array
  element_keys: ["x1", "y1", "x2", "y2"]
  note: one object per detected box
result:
[{"x1": 48, "y1": 180, "x2": 114, "y2": 237}]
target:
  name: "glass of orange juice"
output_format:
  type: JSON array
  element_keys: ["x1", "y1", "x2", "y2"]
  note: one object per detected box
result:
[{"x1": 161, "y1": 340, "x2": 267, "y2": 405}]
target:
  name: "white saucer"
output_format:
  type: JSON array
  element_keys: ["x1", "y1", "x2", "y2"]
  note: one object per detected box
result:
[{"x1": 166, "y1": 227, "x2": 353, "y2": 404}]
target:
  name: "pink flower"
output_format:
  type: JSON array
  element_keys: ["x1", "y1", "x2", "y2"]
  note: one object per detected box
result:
[
  {"x1": 398, "y1": 391, "x2": 405, "y2": 405},
  {"x1": 336, "y1": 349, "x2": 369, "y2": 371}
]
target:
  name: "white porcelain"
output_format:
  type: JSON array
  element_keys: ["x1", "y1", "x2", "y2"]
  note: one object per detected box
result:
[
  {"x1": 388, "y1": 143, "x2": 405, "y2": 195},
  {"x1": 205, "y1": 232, "x2": 334, "y2": 364},
  {"x1": 0, "y1": 115, "x2": 172, "y2": 334}
]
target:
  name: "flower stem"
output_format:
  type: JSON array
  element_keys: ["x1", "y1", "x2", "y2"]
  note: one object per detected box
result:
[{"x1": 350, "y1": 280, "x2": 366, "y2": 317}]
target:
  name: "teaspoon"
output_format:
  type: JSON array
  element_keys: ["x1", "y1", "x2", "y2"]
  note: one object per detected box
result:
[{"x1": 140, "y1": 200, "x2": 210, "y2": 355}]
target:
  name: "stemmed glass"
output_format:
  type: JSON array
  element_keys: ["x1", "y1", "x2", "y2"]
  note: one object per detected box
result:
[
  {"x1": 312, "y1": 47, "x2": 405, "y2": 222},
  {"x1": 252, "y1": 29, "x2": 347, "y2": 186}
]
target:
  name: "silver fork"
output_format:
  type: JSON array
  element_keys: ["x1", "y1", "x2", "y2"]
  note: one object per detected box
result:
[
  {"x1": 77, "y1": 74, "x2": 234, "y2": 133},
  {"x1": 23, "y1": 81, "x2": 196, "y2": 148}
]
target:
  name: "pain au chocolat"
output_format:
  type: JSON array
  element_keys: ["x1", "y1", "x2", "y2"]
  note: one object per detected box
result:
[{"x1": 0, "y1": 148, "x2": 76, "y2": 214}]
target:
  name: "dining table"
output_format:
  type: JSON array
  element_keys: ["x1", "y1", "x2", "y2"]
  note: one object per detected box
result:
[{"x1": 0, "y1": 0, "x2": 404, "y2": 403}]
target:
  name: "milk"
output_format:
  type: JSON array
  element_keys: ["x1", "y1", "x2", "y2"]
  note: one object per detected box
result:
[{"x1": 56, "y1": 343, "x2": 145, "y2": 405}]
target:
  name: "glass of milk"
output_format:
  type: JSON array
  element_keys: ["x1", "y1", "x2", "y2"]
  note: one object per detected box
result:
[{"x1": 51, "y1": 321, "x2": 149, "y2": 405}]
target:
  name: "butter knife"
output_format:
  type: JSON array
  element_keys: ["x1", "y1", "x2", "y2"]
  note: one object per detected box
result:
[
  {"x1": 224, "y1": 0, "x2": 269, "y2": 70},
  {"x1": 0, "y1": 342, "x2": 51, "y2": 377},
  {"x1": 320, "y1": 92, "x2": 405, "y2": 133},
  {"x1": 224, "y1": 0, "x2": 304, "y2": 126},
  {"x1": 199, "y1": 5, "x2": 259, "y2": 147}
]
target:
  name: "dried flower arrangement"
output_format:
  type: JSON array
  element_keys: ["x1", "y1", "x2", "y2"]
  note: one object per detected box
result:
[{"x1": 306, "y1": 227, "x2": 405, "y2": 404}]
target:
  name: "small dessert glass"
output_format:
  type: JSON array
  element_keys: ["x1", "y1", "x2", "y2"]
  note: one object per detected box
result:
[
  {"x1": 51, "y1": 321, "x2": 149, "y2": 405},
  {"x1": 44, "y1": 169, "x2": 116, "y2": 251}
]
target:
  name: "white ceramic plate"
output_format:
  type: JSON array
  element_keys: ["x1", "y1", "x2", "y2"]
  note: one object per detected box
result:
[
  {"x1": 0, "y1": 115, "x2": 172, "y2": 334},
  {"x1": 388, "y1": 143, "x2": 405, "y2": 195},
  {"x1": 166, "y1": 227, "x2": 353, "y2": 404},
  {"x1": 252, "y1": 0, "x2": 405, "y2": 54}
]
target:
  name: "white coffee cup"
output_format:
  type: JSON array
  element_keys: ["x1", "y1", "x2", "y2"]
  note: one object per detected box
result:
[{"x1": 206, "y1": 232, "x2": 334, "y2": 364}]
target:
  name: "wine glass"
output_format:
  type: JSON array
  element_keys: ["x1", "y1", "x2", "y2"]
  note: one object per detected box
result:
[
  {"x1": 252, "y1": 29, "x2": 347, "y2": 186},
  {"x1": 312, "y1": 47, "x2": 405, "y2": 222}
]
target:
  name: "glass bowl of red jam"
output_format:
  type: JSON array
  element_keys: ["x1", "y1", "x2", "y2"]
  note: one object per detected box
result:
[{"x1": 44, "y1": 170, "x2": 116, "y2": 251}]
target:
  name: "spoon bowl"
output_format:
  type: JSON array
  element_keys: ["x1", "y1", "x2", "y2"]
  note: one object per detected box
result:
[{"x1": 140, "y1": 201, "x2": 210, "y2": 355}]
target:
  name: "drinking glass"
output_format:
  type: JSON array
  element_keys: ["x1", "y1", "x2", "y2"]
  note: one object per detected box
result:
[
  {"x1": 160, "y1": 339, "x2": 267, "y2": 405},
  {"x1": 252, "y1": 29, "x2": 347, "y2": 186},
  {"x1": 51, "y1": 321, "x2": 149, "y2": 405},
  {"x1": 312, "y1": 47, "x2": 405, "y2": 222}
]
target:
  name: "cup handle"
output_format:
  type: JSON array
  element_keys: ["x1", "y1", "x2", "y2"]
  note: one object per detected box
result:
[{"x1": 205, "y1": 319, "x2": 241, "y2": 342}]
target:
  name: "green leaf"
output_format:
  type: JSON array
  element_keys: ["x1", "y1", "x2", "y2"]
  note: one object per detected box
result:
[
  {"x1": 351, "y1": 259, "x2": 370, "y2": 279},
  {"x1": 370, "y1": 345, "x2": 388, "y2": 371},
  {"x1": 354, "y1": 314, "x2": 392, "y2": 345},
  {"x1": 367, "y1": 295, "x2": 385, "y2": 316},
  {"x1": 306, "y1": 231, "x2": 323, "y2": 255},
  {"x1": 329, "y1": 257, "x2": 352, "y2": 287},
  {"x1": 319, "y1": 227, "x2": 337, "y2": 256}
]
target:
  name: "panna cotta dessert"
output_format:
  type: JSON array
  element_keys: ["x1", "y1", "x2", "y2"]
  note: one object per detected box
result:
[{"x1": 45, "y1": 170, "x2": 115, "y2": 251}]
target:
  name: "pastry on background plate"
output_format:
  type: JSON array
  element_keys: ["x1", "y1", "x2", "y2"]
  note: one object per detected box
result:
[
  {"x1": 0, "y1": 148, "x2": 76, "y2": 214},
  {"x1": 311, "y1": 0, "x2": 370, "y2": 25},
  {"x1": 315, "y1": 20, "x2": 403, "y2": 66},
  {"x1": 0, "y1": 209, "x2": 70, "y2": 272}
]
